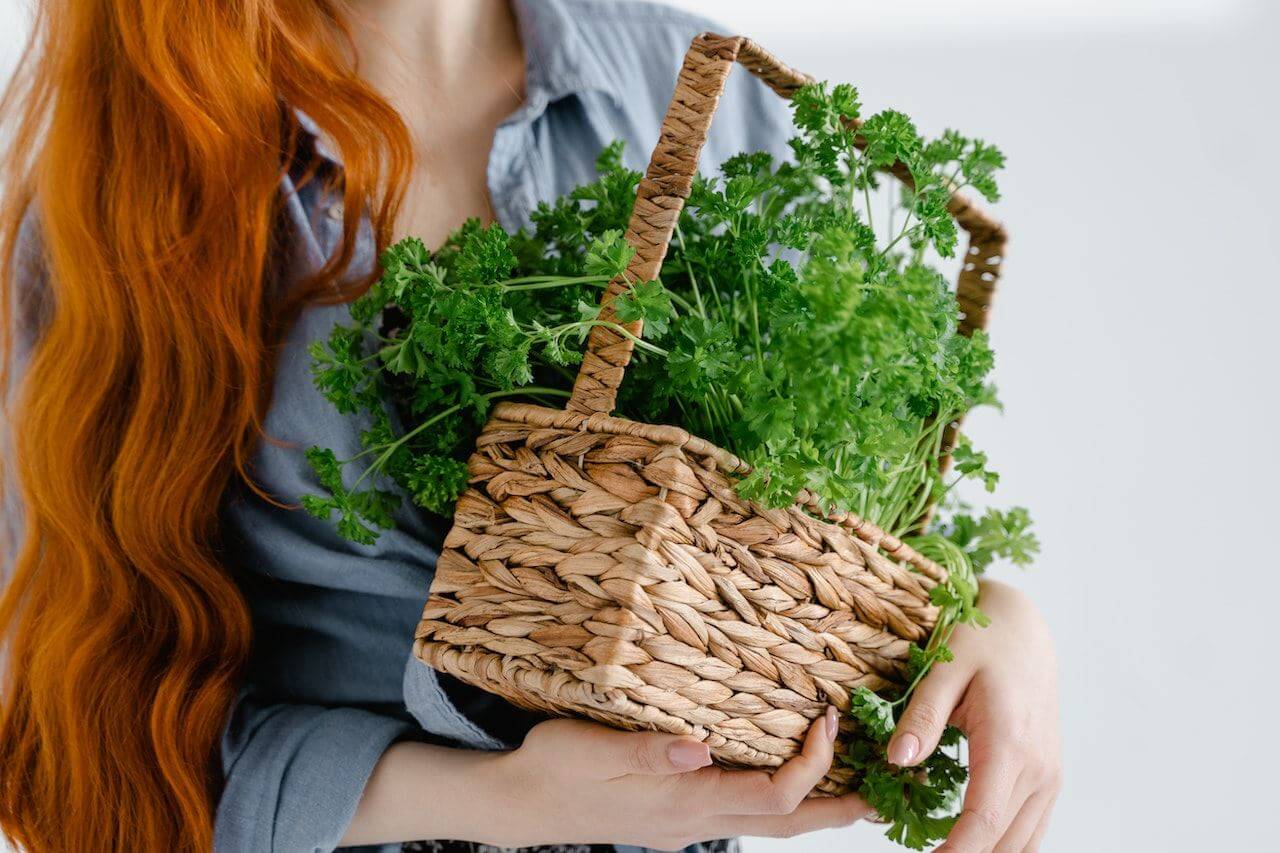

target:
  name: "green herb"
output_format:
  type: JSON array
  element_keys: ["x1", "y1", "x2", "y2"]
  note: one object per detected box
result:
[
  {"x1": 844, "y1": 690, "x2": 969, "y2": 850},
  {"x1": 301, "y1": 83, "x2": 1037, "y2": 849}
]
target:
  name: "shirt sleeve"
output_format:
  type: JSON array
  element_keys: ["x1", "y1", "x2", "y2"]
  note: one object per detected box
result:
[
  {"x1": 3, "y1": 206, "x2": 46, "y2": 578},
  {"x1": 215, "y1": 690, "x2": 417, "y2": 853}
]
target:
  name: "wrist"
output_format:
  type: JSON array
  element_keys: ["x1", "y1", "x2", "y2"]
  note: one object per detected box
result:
[
  {"x1": 341, "y1": 740, "x2": 516, "y2": 847},
  {"x1": 433, "y1": 745, "x2": 518, "y2": 844},
  {"x1": 462, "y1": 746, "x2": 524, "y2": 846},
  {"x1": 466, "y1": 740, "x2": 561, "y2": 847}
]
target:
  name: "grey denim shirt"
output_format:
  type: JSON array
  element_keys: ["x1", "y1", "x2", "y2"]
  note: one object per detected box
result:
[{"x1": 7, "y1": 1, "x2": 793, "y2": 851}]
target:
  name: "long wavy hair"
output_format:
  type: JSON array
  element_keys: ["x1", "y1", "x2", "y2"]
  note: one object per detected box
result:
[{"x1": 0, "y1": 2, "x2": 410, "y2": 850}]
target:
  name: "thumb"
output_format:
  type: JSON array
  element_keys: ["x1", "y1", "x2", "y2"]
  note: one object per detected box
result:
[
  {"x1": 887, "y1": 664, "x2": 969, "y2": 767},
  {"x1": 588, "y1": 726, "x2": 714, "y2": 778}
]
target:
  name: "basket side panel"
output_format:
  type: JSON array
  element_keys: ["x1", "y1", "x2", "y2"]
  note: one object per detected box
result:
[{"x1": 415, "y1": 408, "x2": 940, "y2": 794}]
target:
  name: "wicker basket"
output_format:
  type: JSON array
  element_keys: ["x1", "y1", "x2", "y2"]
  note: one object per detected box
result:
[{"x1": 414, "y1": 33, "x2": 1006, "y2": 795}]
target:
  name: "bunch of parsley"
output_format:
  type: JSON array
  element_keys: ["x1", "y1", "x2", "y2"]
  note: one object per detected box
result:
[{"x1": 303, "y1": 82, "x2": 1037, "y2": 849}]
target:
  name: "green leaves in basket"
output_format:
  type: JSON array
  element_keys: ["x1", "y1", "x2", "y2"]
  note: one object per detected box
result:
[
  {"x1": 612, "y1": 278, "x2": 674, "y2": 338},
  {"x1": 941, "y1": 505, "x2": 1041, "y2": 574},
  {"x1": 301, "y1": 77, "x2": 1032, "y2": 575},
  {"x1": 583, "y1": 227, "x2": 636, "y2": 278},
  {"x1": 301, "y1": 215, "x2": 647, "y2": 527}
]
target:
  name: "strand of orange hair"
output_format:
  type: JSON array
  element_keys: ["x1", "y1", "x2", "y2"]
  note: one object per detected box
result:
[{"x1": 0, "y1": 2, "x2": 409, "y2": 850}]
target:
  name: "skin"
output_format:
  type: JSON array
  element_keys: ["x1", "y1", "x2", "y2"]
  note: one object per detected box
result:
[
  {"x1": 347, "y1": 0, "x2": 526, "y2": 246},
  {"x1": 340, "y1": 2, "x2": 1062, "y2": 849}
]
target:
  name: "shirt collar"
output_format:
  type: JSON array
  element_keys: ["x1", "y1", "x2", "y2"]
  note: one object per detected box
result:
[
  {"x1": 293, "y1": 0, "x2": 623, "y2": 169},
  {"x1": 513, "y1": 0, "x2": 625, "y2": 109}
]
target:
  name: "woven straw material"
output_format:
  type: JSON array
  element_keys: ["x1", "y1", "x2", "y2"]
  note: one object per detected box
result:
[
  {"x1": 413, "y1": 33, "x2": 1006, "y2": 795},
  {"x1": 416, "y1": 404, "x2": 942, "y2": 793}
]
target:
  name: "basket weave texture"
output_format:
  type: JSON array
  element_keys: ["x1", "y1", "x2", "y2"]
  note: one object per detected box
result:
[{"x1": 414, "y1": 33, "x2": 1006, "y2": 795}]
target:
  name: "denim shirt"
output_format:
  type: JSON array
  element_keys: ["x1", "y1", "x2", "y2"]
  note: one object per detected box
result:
[{"x1": 169, "y1": 1, "x2": 792, "y2": 851}]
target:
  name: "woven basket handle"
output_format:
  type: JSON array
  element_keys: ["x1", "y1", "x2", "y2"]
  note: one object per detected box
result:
[{"x1": 566, "y1": 33, "x2": 1008, "y2": 416}]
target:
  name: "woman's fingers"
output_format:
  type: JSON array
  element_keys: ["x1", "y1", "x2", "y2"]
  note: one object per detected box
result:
[
  {"x1": 993, "y1": 786, "x2": 1055, "y2": 853},
  {"x1": 706, "y1": 706, "x2": 839, "y2": 816},
  {"x1": 935, "y1": 739, "x2": 1021, "y2": 853},
  {"x1": 886, "y1": 655, "x2": 970, "y2": 766},
  {"x1": 546, "y1": 720, "x2": 712, "y2": 778},
  {"x1": 681, "y1": 709, "x2": 870, "y2": 844},
  {"x1": 716, "y1": 791, "x2": 875, "y2": 839},
  {"x1": 1024, "y1": 791, "x2": 1059, "y2": 852},
  {"x1": 537, "y1": 706, "x2": 861, "y2": 847},
  {"x1": 762, "y1": 706, "x2": 840, "y2": 803}
]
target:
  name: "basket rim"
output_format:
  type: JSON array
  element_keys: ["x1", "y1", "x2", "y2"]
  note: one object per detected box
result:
[
  {"x1": 485, "y1": 401, "x2": 948, "y2": 583},
  {"x1": 491, "y1": 401, "x2": 749, "y2": 473}
]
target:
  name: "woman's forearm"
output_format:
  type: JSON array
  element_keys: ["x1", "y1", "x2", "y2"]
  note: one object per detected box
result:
[{"x1": 340, "y1": 740, "x2": 508, "y2": 847}]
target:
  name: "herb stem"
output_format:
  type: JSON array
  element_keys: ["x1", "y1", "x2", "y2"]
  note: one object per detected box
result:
[
  {"x1": 502, "y1": 276, "x2": 610, "y2": 291},
  {"x1": 675, "y1": 225, "x2": 707, "y2": 317},
  {"x1": 351, "y1": 386, "x2": 571, "y2": 491}
]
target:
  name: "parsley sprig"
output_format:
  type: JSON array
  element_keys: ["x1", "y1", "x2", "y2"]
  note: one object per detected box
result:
[{"x1": 301, "y1": 82, "x2": 1038, "y2": 848}]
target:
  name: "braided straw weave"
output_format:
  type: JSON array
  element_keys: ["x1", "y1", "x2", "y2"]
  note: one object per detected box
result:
[{"x1": 414, "y1": 33, "x2": 1006, "y2": 794}]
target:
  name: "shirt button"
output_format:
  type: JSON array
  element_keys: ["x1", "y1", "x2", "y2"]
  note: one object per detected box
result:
[{"x1": 326, "y1": 201, "x2": 344, "y2": 221}]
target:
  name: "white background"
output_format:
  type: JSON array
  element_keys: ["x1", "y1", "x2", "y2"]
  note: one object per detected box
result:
[{"x1": 3, "y1": 1, "x2": 1278, "y2": 851}]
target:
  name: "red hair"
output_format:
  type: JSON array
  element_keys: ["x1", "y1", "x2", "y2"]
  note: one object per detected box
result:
[{"x1": 0, "y1": 2, "x2": 410, "y2": 850}]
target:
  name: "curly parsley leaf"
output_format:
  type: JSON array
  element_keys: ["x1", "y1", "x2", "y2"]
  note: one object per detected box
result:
[
  {"x1": 300, "y1": 447, "x2": 400, "y2": 546},
  {"x1": 584, "y1": 229, "x2": 636, "y2": 279},
  {"x1": 612, "y1": 279, "x2": 673, "y2": 339},
  {"x1": 945, "y1": 506, "x2": 1040, "y2": 573},
  {"x1": 850, "y1": 686, "x2": 897, "y2": 741},
  {"x1": 952, "y1": 439, "x2": 1000, "y2": 492},
  {"x1": 404, "y1": 454, "x2": 471, "y2": 516}
]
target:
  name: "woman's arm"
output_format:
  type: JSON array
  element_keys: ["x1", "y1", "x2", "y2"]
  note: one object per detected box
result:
[
  {"x1": 339, "y1": 739, "x2": 503, "y2": 846},
  {"x1": 342, "y1": 707, "x2": 874, "y2": 848},
  {"x1": 888, "y1": 580, "x2": 1062, "y2": 852},
  {"x1": 215, "y1": 691, "x2": 418, "y2": 851}
]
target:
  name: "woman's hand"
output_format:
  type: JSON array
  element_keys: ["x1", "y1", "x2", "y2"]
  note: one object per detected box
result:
[
  {"x1": 482, "y1": 707, "x2": 873, "y2": 850},
  {"x1": 344, "y1": 704, "x2": 871, "y2": 849},
  {"x1": 887, "y1": 579, "x2": 1061, "y2": 852},
  {"x1": 486, "y1": 706, "x2": 870, "y2": 845}
]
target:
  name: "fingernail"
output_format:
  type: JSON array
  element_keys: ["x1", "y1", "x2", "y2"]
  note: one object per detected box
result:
[
  {"x1": 668, "y1": 740, "x2": 711, "y2": 771},
  {"x1": 887, "y1": 733, "x2": 919, "y2": 766},
  {"x1": 825, "y1": 706, "x2": 839, "y2": 740}
]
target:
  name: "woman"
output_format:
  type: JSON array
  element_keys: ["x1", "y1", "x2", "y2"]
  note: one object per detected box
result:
[{"x1": 0, "y1": 1, "x2": 1061, "y2": 851}]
